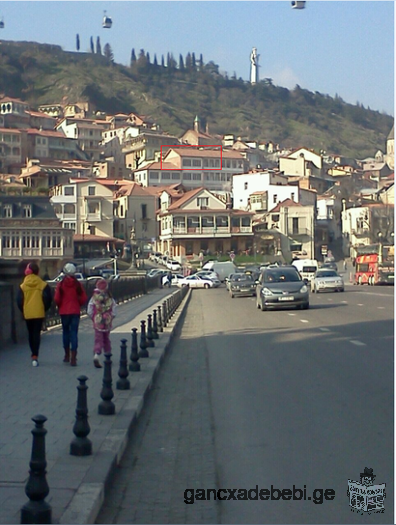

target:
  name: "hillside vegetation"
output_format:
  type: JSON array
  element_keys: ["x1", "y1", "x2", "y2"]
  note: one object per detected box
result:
[{"x1": 0, "y1": 40, "x2": 393, "y2": 159}]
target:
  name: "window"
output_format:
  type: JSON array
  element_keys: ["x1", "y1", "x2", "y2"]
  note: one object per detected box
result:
[
  {"x1": 89, "y1": 226, "x2": 96, "y2": 235},
  {"x1": 183, "y1": 172, "x2": 192, "y2": 180},
  {"x1": 3, "y1": 204, "x2": 12, "y2": 218},
  {"x1": 197, "y1": 197, "x2": 209, "y2": 208},
  {"x1": 292, "y1": 218, "x2": 299, "y2": 234},
  {"x1": 273, "y1": 194, "x2": 277, "y2": 204},
  {"x1": 244, "y1": 182, "x2": 248, "y2": 190},
  {"x1": 162, "y1": 172, "x2": 171, "y2": 180},
  {"x1": 291, "y1": 193, "x2": 295, "y2": 201},
  {"x1": 203, "y1": 159, "x2": 209, "y2": 168},
  {"x1": 64, "y1": 186, "x2": 74, "y2": 196},
  {"x1": 186, "y1": 241, "x2": 193, "y2": 255},
  {"x1": 141, "y1": 204, "x2": 147, "y2": 219},
  {"x1": 192, "y1": 159, "x2": 201, "y2": 167},
  {"x1": 88, "y1": 186, "x2": 96, "y2": 196},
  {"x1": 192, "y1": 173, "x2": 201, "y2": 181},
  {"x1": 23, "y1": 205, "x2": 32, "y2": 218},
  {"x1": 64, "y1": 204, "x2": 75, "y2": 215},
  {"x1": 182, "y1": 158, "x2": 192, "y2": 167},
  {"x1": 150, "y1": 171, "x2": 159, "y2": 180},
  {"x1": 171, "y1": 172, "x2": 180, "y2": 180}
]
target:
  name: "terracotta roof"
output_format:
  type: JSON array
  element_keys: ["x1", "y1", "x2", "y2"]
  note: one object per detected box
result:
[
  {"x1": 26, "y1": 110, "x2": 55, "y2": 119},
  {"x1": 250, "y1": 190, "x2": 267, "y2": 195},
  {"x1": 270, "y1": 199, "x2": 303, "y2": 212},
  {"x1": 27, "y1": 129, "x2": 66, "y2": 138},
  {"x1": 0, "y1": 127, "x2": 22, "y2": 133},
  {"x1": 167, "y1": 187, "x2": 206, "y2": 210},
  {"x1": 0, "y1": 97, "x2": 28, "y2": 104},
  {"x1": 114, "y1": 182, "x2": 151, "y2": 197},
  {"x1": 73, "y1": 234, "x2": 124, "y2": 243},
  {"x1": 135, "y1": 161, "x2": 178, "y2": 171},
  {"x1": 165, "y1": 148, "x2": 243, "y2": 159}
]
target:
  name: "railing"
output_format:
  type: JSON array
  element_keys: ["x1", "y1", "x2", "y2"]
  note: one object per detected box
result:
[
  {"x1": 171, "y1": 226, "x2": 251, "y2": 235},
  {"x1": 45, "y1": 274, "x2": 162, "y2": 328}
]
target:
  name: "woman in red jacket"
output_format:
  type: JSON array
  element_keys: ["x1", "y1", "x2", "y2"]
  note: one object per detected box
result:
[{"x1": 54, "y1": 263, "x2": 87, "y2": 366}]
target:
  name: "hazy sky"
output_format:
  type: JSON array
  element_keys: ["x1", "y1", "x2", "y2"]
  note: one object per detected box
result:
[{"x1": 0, "y1": 1, "x2": 394, "y2": 115}]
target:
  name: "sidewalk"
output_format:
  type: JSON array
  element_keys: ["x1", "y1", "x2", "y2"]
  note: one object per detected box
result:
[{"x1": 0, "y1": 286, "x2": 191, "y2": 524}]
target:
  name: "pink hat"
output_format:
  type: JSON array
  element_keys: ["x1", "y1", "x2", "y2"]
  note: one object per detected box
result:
[
  {"x1": 25, "y1": 263, "x2": 33, "y2": 276},
  {"x1": 95, "y1": 278, "x2": 108, "y2": 291}
]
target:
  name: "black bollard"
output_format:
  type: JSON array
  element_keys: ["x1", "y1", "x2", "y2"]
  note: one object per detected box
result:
[
  {"x1": 21, "y1": 415, "x2": 52, "y2": 524},
  {"x1": 138, "y1": 320, "x2": 149, "y2": 358},
  {"x1": 152, "y1": 309, "x2": 159, "y2": 339},
  {"x1": 162, "y1": 301, "x2": 168, "y2": 327},
  {"x1": 157, "y1": 305, "x2": 163, "y2": 333},
  {"x1": 129, "y1": 328, "x2": 141, "y2": 372},
  {"x1": 98, "y1": 354, "x2": 115, "y2": 415},
  {"x1": 117, "y1": 339, "x2": 130, "y2": 390},
  {"x1": 70, "y1": 376, "x2": 92, "y2": 456},
  {"x1": 146, "y1": 314, "x2": 155, "y2": 348}
]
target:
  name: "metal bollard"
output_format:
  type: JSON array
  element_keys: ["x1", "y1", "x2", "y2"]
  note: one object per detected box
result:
[
  {"x1": 162, "y1": 301, "x2": 168, "y2": 327},
  {"x1": 138, "y1": 320, "x2": 149, "y2": 358},
  {"x1": 98, "y1": 354, "x2": 115, "y2": 415},
  {"x1": 117, "y1": 339, "x2": 130, "y2": 390},
  {"x1": 146, "y1": 314, "x2": 155, "y2": 348},
  {"x1": 157, "y1": 305, "x2": 163, "y2": 332},
  {"x1": 129, "y1": 328, "x2": 140, "y2": 371},
  {"x1": 70, "y1": 376, "x2": 92, "y2": 456},
  {"x1": 152, "y1": 309, "x2": 159, "y2": 339},
  {"x1": 20, "y1": 415, "x2": 52, "y2": 524}
]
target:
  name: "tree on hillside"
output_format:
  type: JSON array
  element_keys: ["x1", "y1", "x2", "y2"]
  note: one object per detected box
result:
[
  {"x1": 76, "y1": 34, "x2": 80, "y2": 51},
  {"x1": 161, "y1": 55, "x2": 165, "y2": 67},
  {"x1": 146, "y1": 52, "x2": 151, "y2": 64},
  {"x1": 96, "y1": 36, "x2": 102, "y2": 55},
  {"x1": 191, "y1": 52, "x2": 196, "y2": 71},
  {"x1": 103, "y1": 43, "x2": 114, "y2": 62},
  {"x1": 90, "y1": 36, "x2": 94, "y2": 53},
  {"x1": 130, "y1": 48, "x2": 136, "y2": 67},
  {"x1": 185, "y1": 52, "x2": 191, "y2": 70},
  {"x1": 199, "y1": 53, "x2": 204, "y2": 70},
  {"x1": 179, "y1": 54, "x2": 185, "y2": 70},
  {"x1": 153, "y1": 54, "x2": 158, "y2": 66}
]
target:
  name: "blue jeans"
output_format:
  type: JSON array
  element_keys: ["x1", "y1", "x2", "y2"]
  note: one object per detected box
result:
[{"x1": 61, "y1": 314, "x2": 80, "y2": 351}]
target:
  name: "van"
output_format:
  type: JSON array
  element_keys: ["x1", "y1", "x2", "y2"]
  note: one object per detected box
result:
[
  {"x1": 291, "y1": 259, "x2": 318, "y2": 282},
  {"x1": 202, "y1": 261, "x2": 236, "y2": 282}
]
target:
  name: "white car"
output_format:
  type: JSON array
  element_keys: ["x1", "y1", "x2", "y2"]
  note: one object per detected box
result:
[
  {"x1": 195, "y1": 271, "x2": 221, "y2": 287},
  {"x1": 311, "y1": 269, "x2": 344, "y2": 293},
  {"x1": 167, "y1": 260, "x2": 182, "y2": 271},
  {"x1": 177, "y1": 275, "x2": 214, "y2": 289},
  {"x1": 170, "y1": 274, "x2": 185, "y2": 286}
]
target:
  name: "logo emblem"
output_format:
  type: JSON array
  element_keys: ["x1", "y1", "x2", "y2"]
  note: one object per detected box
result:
[{"x1": 347, "y1": 468, "x2": 385, "y2": 515}]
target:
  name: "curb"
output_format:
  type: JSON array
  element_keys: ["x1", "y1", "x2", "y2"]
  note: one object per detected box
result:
[{"x1": 59, "y1": 288, "x2": 192, "y2": 524}]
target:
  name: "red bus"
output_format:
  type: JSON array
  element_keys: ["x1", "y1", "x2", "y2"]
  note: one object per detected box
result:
[{"x1": 355, "y1": 253, "x2": 394, "y2": 285}]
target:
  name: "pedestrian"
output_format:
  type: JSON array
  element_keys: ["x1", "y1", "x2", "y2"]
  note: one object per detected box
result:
[
  {"x1": 162, "y1": 273, "x2": 170, "y2": 287},
  {"x1": 344, "y1": 259, "x2": 348, "y2": 271},
  {"x1": 167, "y1": 270, "x2": 172, "y2": 288},
  {"x1": 17, "y1": 262, "x2": 52, "y2": 367},
  {"x1": 54, "y1": 263, "x2": 87, "y2": 366},
  {"x1": 87, "y1": 278, "x2": 116, "y2": 368}
]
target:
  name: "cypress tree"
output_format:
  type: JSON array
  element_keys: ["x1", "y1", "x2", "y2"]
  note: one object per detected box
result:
[
  {"x1": 146, "y1": 51, "x2": 150, "y2": 64},
  {"x1": 179, "y1": 54, "x2": 184, "y2": 70},
  {"x1": 185, "y1": 52, "x2": 192, "y2": 70},
  {"x1": 161, "y1": 55, "x2": 165, "y2": 67},
  {"x1": 130, "y1": 48, "x2": 136, "y2": 67},
  {"x1": 199, "y1": 53, "x2": 203, "y2": 70},
  {"x1": 191, "y1": 52, "x2": 196, "y2": 70},
  {"x1": 90, "y1": 36, "x2": 94, "y2": 53},
  {"x1": 76, "y1": 34, "x2": 80, "y2": 51},
  {"x1": 96, "y1": 36, "x2": 102, "y2": 54},
  {"x1": 153, "y1": 54, "x2": 158, "y2": 66}
]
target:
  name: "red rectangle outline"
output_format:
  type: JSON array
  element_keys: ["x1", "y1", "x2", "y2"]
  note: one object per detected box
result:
[{"x1": 160, "y1": 144, "x2": 222, "y2": 171}]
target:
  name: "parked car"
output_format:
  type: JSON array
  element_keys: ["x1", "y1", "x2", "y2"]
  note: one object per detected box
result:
[
  {"x1": 202, "y1": 261, "x2": 236, "y2": 282},
  {"x1": 177, "y1": 275, "x2": 214, "y2": 289},
  {"x1": 229, "y1": 274, "x2": 256, "y2": 298},
  {"x1": 311, "y1": 269, "x2": 344, "y2": 293},
  {"x1": 46, "y1": 272, "x2": 85, "y2": 283},
  {"x1": 167, "y1": 260, "x2": 182, "y2": 272},
  {"x1": 99, "y1": 269, "x2": 118, "y2": 280},
  {"x1": 256, "y1": 267, "x2": 309, "y2": 311},
  {"x1": 170, "y1": 274, "x2": 185, "y2": 286}
]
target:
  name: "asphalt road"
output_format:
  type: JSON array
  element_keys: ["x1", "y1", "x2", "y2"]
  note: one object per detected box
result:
[{"x1": 97, "y1": 283, "x2": 393, "y2": 524}]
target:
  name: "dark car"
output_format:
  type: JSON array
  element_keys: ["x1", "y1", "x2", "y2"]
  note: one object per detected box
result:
[
  {"x1": 256, "y1": 267, "x2": 309, "y2": 311},
  {"x1": 320, "y1": 261, "x2": 338, "y2": 271},
  {"x1": 229, "y1": 274, "x2": 256, "y2": 298}
]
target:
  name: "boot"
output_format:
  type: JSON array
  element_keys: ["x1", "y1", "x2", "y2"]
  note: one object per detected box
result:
[
  {"x1": 70, "y1": 350, "x2": 77, "y2": 366},
  {"x1": 63, "y1": 348, "x2": 70, "y2": 363}
]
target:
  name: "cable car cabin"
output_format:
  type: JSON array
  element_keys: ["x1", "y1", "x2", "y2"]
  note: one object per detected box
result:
[
  {"x1": 102, "y1": 14, "x2": 112, "y2": 28},
  {"x1": 291, "y1": 1, "x2": 306, "y2": 9}
]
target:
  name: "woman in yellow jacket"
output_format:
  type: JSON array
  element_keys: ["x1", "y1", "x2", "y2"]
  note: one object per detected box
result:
[{"x1": 17, "y1": 262, "x2": 52, "y2": 366}]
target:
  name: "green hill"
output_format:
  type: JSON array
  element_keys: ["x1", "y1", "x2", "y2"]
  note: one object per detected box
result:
[{"x1": 0, "y1": 40, "x2": 393, "y2": 159}]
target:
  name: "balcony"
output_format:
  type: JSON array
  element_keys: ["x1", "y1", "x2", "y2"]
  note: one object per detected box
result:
[
  {"x1": 162, "y1": 225, "x2": 252, "y2": 237},
  {"x1": 86, "y1": 213, "x2": 102, "y2": 222}
]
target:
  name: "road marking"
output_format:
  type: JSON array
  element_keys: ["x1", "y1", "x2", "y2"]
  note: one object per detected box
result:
[
  {"x1": 300, "y1": 319, "x2": 309, "y2": 323},
  {"x1": 350, "y1": 340, "x2": 366, "y2": 346},
  {"x1": 319, "y1": 327, "x2": 331, "y2": 332},
  {"x1": 377, "y1": 306, "x2": 385, "y2": 309},
  {"x1": 327, "y1": 298, "x2": 333, "y2": 301},
  {"x1": 341, "y1": 301, "x2": 348, "y2": 304},
  {"x1": 357, "y1": 304, "x2": 364, "y2": 306},
  {"x1": 288, "y1": 313, "x2": 296, "y2": 316}
]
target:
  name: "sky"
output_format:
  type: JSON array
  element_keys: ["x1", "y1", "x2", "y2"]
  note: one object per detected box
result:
[{"x1": 0, "y1": 1, "x2": 394, "y2": 116}]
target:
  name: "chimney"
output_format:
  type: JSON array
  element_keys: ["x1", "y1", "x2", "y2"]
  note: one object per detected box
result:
[{"x1": 194, "y1": 115, "x2": 200, "y2": 133}]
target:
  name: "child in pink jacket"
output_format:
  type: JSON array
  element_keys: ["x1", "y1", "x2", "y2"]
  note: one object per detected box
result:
[{"x1": 87, "y1": 278, "x2": 116, "y2": 368}]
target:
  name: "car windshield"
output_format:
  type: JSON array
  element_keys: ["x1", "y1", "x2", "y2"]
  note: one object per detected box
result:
[
  {"x1": 301, "y1": 266, "x2": 317, "y2": 273},
  {"x1": 263, "y1": 270, "x2": 301, "y2": 283},
  {"x1": 232, "y1": 275, "x2": 253, "y2": 282},
  {"x1": 316, "y1": 270, "x2": 338, "y2": 277}
]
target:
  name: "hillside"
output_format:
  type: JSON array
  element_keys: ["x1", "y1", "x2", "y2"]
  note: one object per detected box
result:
[{"x1": 0, "y1": 40, "x2": 393, "y2": 159}]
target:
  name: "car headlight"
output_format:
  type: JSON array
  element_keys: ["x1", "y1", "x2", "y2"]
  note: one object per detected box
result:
[
  {"x1": 261, "y1": 287, "x2": 272, "y2": 296},
  {"x1": 300, "y1": 285, "x2": 308, "y2": 293}
]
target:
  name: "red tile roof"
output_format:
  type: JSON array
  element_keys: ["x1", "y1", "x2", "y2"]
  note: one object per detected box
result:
[
  {"x1": 270, "y1": 199, "x2": 302, "y2": 212},
  {"x1": 167, "y1": 187, "x2": 206, "y2": 210}
]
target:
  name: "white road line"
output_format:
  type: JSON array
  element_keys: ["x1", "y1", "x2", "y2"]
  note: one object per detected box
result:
[
  {"x1": 357, "y1": 304, "x2": 364, "y2": 306},
  {"x1": 350, "y1": 340, "x2": 366, "y2": 346},
  {"x1": 300, "y1": 319, "x2": 309, "y2": 323},
  {"x1": 319, "y1": 327, "x2": 331, "y2": 332},
  {"x1": 288, "y1": 313, "x2": 296, "y2": 316},
  {"x1": 378, "y1": 306, "x2": 385, "y2": 309},
  {"x1": 341, "y1": 301, "x2": 348, "y2": 304},
  {"x1": 327, "y1": 298, "x2": 333, "y2": 301}
]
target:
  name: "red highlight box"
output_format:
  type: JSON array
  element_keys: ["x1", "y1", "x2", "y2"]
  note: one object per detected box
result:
[{"x1": 160, "y1": 144, "x2": 222, "y2": 171}]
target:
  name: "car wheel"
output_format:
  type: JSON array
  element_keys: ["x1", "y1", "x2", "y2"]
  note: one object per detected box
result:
[
  {"x1": 260, "y1": 298, "x2": 267, "y2": 311},
  {"x1": 302, "y1": 302, "x2": 309, "y2": 310},
  {"x1": 358, "y1": 276, "x2": 362, "y2": 285},
  {"x1": 204, "y1": 283, "x2": 210, "y2": 289}
]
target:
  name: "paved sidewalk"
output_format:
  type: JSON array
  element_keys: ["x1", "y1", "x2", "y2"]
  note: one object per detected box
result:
[{"x1": 0, "y1": 286, "x2": 191, "y2": 524}]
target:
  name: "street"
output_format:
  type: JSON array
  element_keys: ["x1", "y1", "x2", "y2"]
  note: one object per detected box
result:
[{"x1": 97, "y1": 283, "x2": 394, "y2": 524}]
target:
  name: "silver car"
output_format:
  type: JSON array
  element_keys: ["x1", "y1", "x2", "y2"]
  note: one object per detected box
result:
[
  {"x1": 229, "y1": 274, "x2": 256, "y2": 298},
  {"x1": 256, "y1": 268, "x2": 309, "y2": 310},
  {"x1": 311, "y1": 269, "x2": 344, "y2": 293}
]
